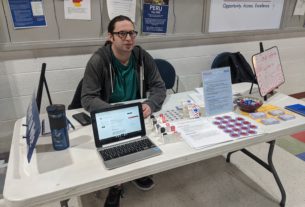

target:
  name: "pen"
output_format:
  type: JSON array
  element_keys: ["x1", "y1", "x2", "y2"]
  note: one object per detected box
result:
[{"x1": 67, "y1": 118, "x2": 75, "y2": 130}]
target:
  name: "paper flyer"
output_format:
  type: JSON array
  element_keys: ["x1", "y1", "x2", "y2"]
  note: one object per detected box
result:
[{"x1": 64, "y1": 0, "x2": 91, "y2": 20}]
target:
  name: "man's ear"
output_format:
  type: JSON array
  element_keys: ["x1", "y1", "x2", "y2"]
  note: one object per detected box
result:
[{"x1": 107, "y1": 33, "x2": 114, "y2": 43}]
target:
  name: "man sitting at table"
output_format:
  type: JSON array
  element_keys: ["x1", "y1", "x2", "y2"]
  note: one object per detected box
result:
[{"x1": 81, "y1": 15, "x2": 166, "y2": 207}]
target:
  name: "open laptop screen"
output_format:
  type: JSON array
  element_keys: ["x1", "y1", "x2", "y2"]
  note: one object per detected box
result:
[{"x1": 91, "y1": 102, "x2": 146, "y2": 147}]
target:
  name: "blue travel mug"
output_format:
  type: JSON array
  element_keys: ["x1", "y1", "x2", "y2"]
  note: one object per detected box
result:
[{"x1": 46, "y1": 104, "x2": 70, "y2": 150}]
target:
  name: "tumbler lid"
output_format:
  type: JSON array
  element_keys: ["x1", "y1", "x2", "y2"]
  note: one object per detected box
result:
[{"x1": 46, "y1": 104, "x2": 65, "y2": 114}]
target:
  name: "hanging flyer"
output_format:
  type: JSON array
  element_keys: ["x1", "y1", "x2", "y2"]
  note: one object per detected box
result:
[
  {"x1": 209, "y1": 0, "x2": 284, "y2": 32},
  {"x1": 64, "y1": 0, "x2": 91, "y2": 20},
  {"x1": 293, "y1": 0, "x2": 305, "y2": 16},
  {"x1": 107, "y1": 0, "x2": 136, "y2": 22},
  {"x1": 8, "y1": 0, "x2": 47, "y2": 29},
  {"x1": 142, "y1": 0, "x2": 169, "y2": 33}
]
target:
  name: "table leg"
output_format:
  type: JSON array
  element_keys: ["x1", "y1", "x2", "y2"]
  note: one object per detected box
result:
[
  {"x1": 267, "y1": 141, "x2": 286, "y2": 207},
  {"x1": 226, "y1": 140, "x2": 286, "y2": 207},
  {"x1": 226, "y1": 150, "x2": 238, "y2": 163}
]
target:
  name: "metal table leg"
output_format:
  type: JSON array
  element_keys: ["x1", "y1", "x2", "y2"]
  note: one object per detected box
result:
[{"x1": 226, "y1": 140, "x2": 286, "y2": 207}]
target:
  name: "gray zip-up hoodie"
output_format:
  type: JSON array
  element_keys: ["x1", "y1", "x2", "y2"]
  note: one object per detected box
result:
[{"x1": 81, "y1": 44, "x2": 166, "y2": 113}]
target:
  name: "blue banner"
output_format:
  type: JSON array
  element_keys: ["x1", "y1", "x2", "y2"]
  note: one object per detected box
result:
[
  {"x1": 8, "y1": 0, "x2": 46, "y2": 29},
  {"x1": 25, "y1": 91, "x2": 41, "y2": 163},
  {"x1": 142, "y1": 3, "x2": 169, "y2": 33}
]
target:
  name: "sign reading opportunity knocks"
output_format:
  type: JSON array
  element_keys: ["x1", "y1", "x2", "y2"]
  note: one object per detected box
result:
[{"x1": 209, "y1": 0, "x2": 285, "y2": 32}]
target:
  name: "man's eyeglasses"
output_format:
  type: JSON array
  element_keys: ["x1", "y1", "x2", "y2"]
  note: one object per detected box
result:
[{"x1": 112, "y1": 30, "x2": 138, "y2": 39}]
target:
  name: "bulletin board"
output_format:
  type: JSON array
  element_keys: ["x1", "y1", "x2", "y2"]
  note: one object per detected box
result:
[{"x1": 252, "y1": 46, "x2": 285, "y2": 97}]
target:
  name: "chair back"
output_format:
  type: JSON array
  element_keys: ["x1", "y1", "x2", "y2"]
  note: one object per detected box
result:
[
  {"x1": 68, "y1": 79, "x2": 83, "y2": 110},
  {"x1": 154, "y1": 59, "x2": 177, "y2": 93},
  {"x1": 211, "y1": 52, "x2": 257, "y2": 84},
  {"x1": 211, "y1": 52, "x2": 232, "y2": 69}
]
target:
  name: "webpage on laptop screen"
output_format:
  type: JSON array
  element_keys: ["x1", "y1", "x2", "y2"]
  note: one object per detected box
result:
[{"x1": 95, "y1": 106, "x2": 142, "y2": 140}]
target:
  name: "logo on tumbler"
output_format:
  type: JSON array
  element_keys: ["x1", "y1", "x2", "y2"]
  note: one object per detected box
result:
[{"x1": 47, "y1": 104, "x2": 70, "y2": 150}]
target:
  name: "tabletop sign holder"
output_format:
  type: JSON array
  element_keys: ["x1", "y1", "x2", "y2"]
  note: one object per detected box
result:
[
  {"x1": 36, "y1": 63, "x2": 53, "y2": 113},
  {"x1": 249, "y1": 42, "x2": 263, "y2": 96},
  {"x1": 37, "y1": 63, "x2": 53, "y2": 135},
  {"x1": 23, "y1": 92, "x2": 41, "y2": 163},
  {"x1": 251, "y1": 43, "x2": 285, "y2": 101}
]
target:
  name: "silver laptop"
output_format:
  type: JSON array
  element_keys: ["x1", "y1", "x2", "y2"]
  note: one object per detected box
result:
[{"x1": 91, "y1": 102, "x2": 162, "y2": 169}]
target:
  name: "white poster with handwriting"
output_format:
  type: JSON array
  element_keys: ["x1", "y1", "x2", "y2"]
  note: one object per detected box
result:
[
  {"x1": 209, "y1": 0, "x2": 284, "y2": 32},
  {"x1": 252, "y1": 47, "x2": 285, "y2": 97}
]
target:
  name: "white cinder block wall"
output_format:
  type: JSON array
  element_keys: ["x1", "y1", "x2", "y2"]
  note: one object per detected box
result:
[{"x1": 1, "y1": 37, "x2": 305, "y2": 150}]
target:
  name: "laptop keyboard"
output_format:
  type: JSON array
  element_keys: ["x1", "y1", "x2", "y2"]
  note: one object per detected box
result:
[{"x1": 101, "y1": 138, "x2": 156, "y2": 161}]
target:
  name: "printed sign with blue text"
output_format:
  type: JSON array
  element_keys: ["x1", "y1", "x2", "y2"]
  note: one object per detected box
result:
[{"x1": 142, "y1": 0, "x2": 169, "y2": 33}]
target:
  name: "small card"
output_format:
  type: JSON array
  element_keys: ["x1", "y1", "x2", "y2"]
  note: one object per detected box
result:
[
  {"x1": 250, "y1": 112, "x2": 266, "y2": 119},
  {"x1": 188, "y1": 104, "x2": 200, "y2": 119},
  {"x1": 261, "y1": 118, "x2": 280, "y2": 125},
  {"x1": 268, "y1": 109, "x2": 285, "y2": 116},
  {"x1": 278, "y1": 114, "x2": 295, "y2": 121}
]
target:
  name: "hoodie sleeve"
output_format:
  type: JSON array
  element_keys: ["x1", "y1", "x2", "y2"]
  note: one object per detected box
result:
[
  {"x1": 141, "y1": 50, "x2": 167, "y2": 112},
  {"x1": 81, "y1": 53, "x2": 111, "y2": 112}
]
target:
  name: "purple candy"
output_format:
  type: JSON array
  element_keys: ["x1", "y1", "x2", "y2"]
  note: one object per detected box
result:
[
  {"x1": 224, "y1": 129, "x2": 232, "y2": 133},
  {"x1": 237, "y1": 117, "x2": 244, "y2": 121},
  {"x1": 248, "y1": 130, "x2": 257, "y2": 134},
  {"x1": 235, "y1": 122, "x2": 242, "y2": 126},
  {"x1": 230, "y1": 132, "x2": 240, "y2": 138},
  {"x1": 243, "y1": 121, "x2": 250, "y2": 125},
  {"x1": 221, "y1": 120, "x2": 228, "y2": 124},
  {"x1": 232, "y1": 128, "x2": 241, "y2": 132},
  {"x1": 213, "y1": 121, "x2": 221, "y2": 125},
  {"x1": 240, "y1": 132, "x2": 248, "y2": 136}
]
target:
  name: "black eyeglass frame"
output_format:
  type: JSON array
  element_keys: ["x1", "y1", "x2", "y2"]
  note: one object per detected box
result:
[{"x1": 112, "y1": 30, "x2": 138, "y2": 39}]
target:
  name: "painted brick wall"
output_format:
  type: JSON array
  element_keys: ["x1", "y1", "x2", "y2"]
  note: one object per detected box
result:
[{"x1": 1, "y1": 37, "x2": 305, "y2": 151}]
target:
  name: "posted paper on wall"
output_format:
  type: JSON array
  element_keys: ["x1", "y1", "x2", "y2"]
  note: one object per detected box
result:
[
  {"x1": 8, "y1": 0, "x2": 47, "y2": 29},
  {"x1": 142, "y1": 0, "x2": 169, "y2": 33},
  {"x1": 293, "y1": 0, "x2": 305, "y2": 16},
  {"x1": 64, "y1": 0, "x2": 91, "y2": 20},
  {"x1": 107, "y1": 0, "x2": 136, "y2": 22},
  {"x1": 209, "y1": 0, "x2": 284, "y2": 32}
]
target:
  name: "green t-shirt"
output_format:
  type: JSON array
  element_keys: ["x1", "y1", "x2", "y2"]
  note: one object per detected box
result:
[{"x1": 109, "y1": 54, "x2": 138, "y2": 103}]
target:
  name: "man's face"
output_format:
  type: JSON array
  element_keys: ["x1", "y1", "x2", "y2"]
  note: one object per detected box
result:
[{"x1": 109, "y1": 20, "x2": 137, "y2": 53}]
